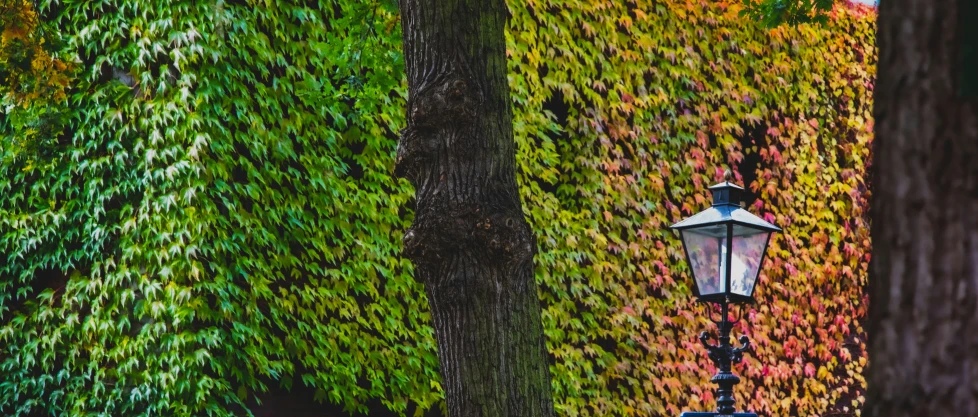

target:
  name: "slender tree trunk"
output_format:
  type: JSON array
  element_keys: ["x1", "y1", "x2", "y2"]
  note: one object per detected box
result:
[
  {"x1": 394, "y1": 1, "x2": 557, "y2": 416},
  {"x1": 865, "y1": 0, "x2": 978, "y2": 416}
]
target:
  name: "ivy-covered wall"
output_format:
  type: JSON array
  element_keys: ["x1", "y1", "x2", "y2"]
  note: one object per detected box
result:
[{"x1": 0, "y1": 1, "x2": 875, "y2": 416}]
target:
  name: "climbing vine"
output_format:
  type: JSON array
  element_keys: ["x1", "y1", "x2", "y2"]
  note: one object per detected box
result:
[{"x1": 0, "y1": 0, "x2": 874, "y2": 416}]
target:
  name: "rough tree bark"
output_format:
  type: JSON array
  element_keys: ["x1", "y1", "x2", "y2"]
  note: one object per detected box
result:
[
  {"x1": 394, "y1": 1, "x2": 557, "y2": 417},
  {"x1": 865, "y1": 0, "x2": 978, "y2": 416}
]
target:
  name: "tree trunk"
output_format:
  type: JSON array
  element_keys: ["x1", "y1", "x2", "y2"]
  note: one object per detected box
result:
[
  {"x1": 394, "y1": 1, "x2": 557, "y2": 417},
  {"x1": 865, "y1": 0, "x2": 978, "y2": 416}
]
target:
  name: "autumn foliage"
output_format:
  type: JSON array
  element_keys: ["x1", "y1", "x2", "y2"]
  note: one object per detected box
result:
[
  {"x1": 513, "y1": 2, "x2": 874, "y2": 416},
  {"x1": 0, "y1": 1, "x2": 874, "y2": 416},
  {"x1": 0, "y1": 0, "x2": 70, "y2": 105}
]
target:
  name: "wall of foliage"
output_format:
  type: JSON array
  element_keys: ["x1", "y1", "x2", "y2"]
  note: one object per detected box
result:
[{"x1": 0, "y1": 0, "x2": 874, "y2": 416}]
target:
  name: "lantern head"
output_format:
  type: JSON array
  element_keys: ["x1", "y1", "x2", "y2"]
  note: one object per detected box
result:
[{"x1": 670, "y1": 181, "x2": 781, "y2": 304}]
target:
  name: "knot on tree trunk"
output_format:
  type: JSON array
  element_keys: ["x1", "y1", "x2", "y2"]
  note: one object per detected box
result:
[
  {"x1": 403, "y1": 203, "x2": 535, "y2": 275},
  {"x1": 410, "y1": 77, "x2": 479, "y2": 129},
  {"x1": 394, "y1": 127, "x2": 430, "y2": 180},
  {"x1": 394, "y1": 77, "x2": 480, "y2": 181}
]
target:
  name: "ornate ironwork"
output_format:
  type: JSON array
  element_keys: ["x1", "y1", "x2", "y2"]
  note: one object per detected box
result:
[{"x1": 691, "y1": 302, "x2": 756, "y2": 416}]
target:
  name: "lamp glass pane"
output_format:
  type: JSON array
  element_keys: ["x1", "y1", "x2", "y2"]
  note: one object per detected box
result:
[
  {"x1": 681, "y1": 224, "x2": 727, "y2": 296},
  {"x1": 729, "y1": 225, "x2": 771, "y2": 296}
]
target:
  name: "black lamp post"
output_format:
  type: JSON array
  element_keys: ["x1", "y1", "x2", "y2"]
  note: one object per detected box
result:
[{"x1": 670, "y1": 174, "x2": 781, "y2": 417}]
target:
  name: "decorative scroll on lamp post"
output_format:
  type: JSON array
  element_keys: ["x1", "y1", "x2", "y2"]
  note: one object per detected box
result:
[{"x1": 670, "y1": 172, "x2": 781, "y2": 417}]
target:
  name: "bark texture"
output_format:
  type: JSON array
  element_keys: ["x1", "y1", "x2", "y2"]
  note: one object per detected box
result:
[
  {"x1": 394, "y1": 1, "x2": 557, "y2": 416},
  {"x1": 865, "y1": 0, "x2": 978, "y2": 416}
]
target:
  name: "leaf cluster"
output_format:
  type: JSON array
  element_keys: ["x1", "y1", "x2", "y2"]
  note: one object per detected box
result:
[
  {"x1": 0, "y1": 0, "x2": 876, "y2": 416},
  {"x1": 506, "y1": 2, "x2": 875, "y2": 416},
  {"x1": 0, "y1": 0, "x2": 71, "y2": 105},
  {"x1": 740, "y1": 0, "x2": 836, "y2": 27}
]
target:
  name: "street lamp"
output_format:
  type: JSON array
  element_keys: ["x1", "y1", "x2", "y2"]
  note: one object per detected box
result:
[{"x1": 670, "y1": 174, "x2": 781, "y2": 417}]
